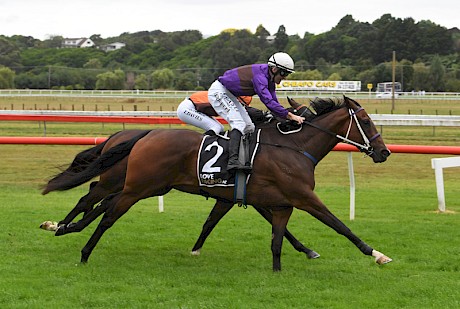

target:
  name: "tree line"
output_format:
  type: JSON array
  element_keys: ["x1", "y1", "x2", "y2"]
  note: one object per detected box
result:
[{"x1": 0, "y1": 14, "x2": 459, "y2": 92}]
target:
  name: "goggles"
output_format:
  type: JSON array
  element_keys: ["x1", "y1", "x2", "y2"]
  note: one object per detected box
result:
[{"x1": 279, "y1": 69, "x2": 291, "y2": 77}]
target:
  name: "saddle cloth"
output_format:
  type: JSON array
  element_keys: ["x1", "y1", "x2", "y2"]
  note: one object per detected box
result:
[{"x1": 197, "y1": 130, "x2": 261, "y2": 187}]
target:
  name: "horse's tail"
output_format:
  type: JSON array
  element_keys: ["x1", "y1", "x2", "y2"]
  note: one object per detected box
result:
[
  {"x1": 41, "y1": 131, "x2": 122, "y2": 192},
  {"x1": 60, "y1": 134, "x2": 113, "y2": 173},
  {"x1": 42, "y1": 130, "x2": 150, "y2": 195}
]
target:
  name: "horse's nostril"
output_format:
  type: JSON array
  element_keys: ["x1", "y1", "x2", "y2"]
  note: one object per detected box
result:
[{"x1": 382, "y1": 149, "x2": 391, "y2": 157}]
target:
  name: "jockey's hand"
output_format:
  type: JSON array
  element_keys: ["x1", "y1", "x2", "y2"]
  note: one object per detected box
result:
[{"x1": 287, "y1": 112, "x2": 304, "y2": 124}]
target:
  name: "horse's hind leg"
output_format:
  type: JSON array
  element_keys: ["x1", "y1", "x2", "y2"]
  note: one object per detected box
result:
[
  {"x1": 55, "y1": 192, "x2": 116, "y2": 236},
  {"x1": 58, "y1": 181, "x2": 102, "y2": 226},
  {"x1": 271, "y1": 207, "x2": 294, "y2": 271},
  {"x1": 190, "y1": 199, "x2": 234, "y2": 255},
  {"x1": 252, "y1": 206, "x2": 320, "y2": 259}
]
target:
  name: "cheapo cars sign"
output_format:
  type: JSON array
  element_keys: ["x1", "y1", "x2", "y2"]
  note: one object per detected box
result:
[{"x1": 276, "y1": 80, "x2": 361, "y2": 91}]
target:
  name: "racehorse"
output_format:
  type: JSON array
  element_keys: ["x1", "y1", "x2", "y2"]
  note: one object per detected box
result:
[
  {"x1": 43, "y1": 96, "x2": 392, "y2": 271},
  {"x1": 42, "y1": 128, "x2": 320, "y2": 259}
]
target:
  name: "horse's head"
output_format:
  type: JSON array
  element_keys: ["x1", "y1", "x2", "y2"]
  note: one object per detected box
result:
[{"x1": 343, "y1": 96, "x2": 391, "y2": 163}]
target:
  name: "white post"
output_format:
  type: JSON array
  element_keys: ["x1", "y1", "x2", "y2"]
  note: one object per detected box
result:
[
  {"x1": 347, "y1": 152, "x2": 355, "y2": 220},
  {"x1": 158, "y1": 195, "x2": 164, "y2": 213},
  {"x1": 431, "y1": 156, "x2": 460, "y2": 212},
  {"x1": 433, "y1": 165, "x2": 446, "y2": 212}
]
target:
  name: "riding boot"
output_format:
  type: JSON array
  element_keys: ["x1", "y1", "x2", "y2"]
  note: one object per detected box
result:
[
  {"x1": 227, "y1": 130, "x2": 242, "y2": 171},
  {"x1": 242, "y1": 133, "x2": 253, "y2": 171},
  {"x1": 227, "y1": 130, "x2": 252, "y2": 172}
]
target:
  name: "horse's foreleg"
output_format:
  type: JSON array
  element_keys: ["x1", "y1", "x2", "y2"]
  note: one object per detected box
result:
[
  {"x1": 80, "y1": 192, "x2": 136, "y2": 263},
  {"x1": 301, "y1": 196, "x2": 392, "y2": 264},
  {"x1": 252, "y1": 206, "x2": 320, "y2": 259},
  {"x1": 191, "y1": 200, "x2": 234, "y2": 255},
  {"x1": 271, "y1": 207, "x2": 293, "y2": 272}
]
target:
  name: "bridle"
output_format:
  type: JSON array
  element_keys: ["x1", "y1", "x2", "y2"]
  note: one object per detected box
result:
[
  {"x1": 301, "y1": 106, "x2": 380, "y2": 156},
  {"x1": 259, "y1": 104, "x2": 381, "y2": 165}
]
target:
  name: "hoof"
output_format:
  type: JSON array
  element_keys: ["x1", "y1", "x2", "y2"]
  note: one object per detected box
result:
[
  {"x1": 191, "y1": 249, "x2": 201, "y2": 256},
  {"x1": 372, "y1": 250, "x2": 392, "y2": 265},
  {"x1": 376, "y1": 255, "x2": 393, "y2": 265},
  {"x1": 40, "y1": 221, "x2": 58, "y2": 231},
  {"x1": 307, "y1": 251, "x2": 320, "y2": 259}
]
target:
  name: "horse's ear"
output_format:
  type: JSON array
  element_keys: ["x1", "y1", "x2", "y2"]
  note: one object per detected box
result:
[
  {"x1": 342, "y1": 95, "x2": 350, "y2": 107},
  {"x1": 343, "y1": 95, "x2": 361, "y2": 109},
  {"x1": 287, "y1": 96, "x2": 301, "y2": 109}
]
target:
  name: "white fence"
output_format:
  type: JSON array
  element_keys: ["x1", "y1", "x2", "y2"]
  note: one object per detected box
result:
[
  {"x1": 2, "y1": 110, "x2": 460, "y2": 127},
  {"x1": 1, "y1": 89, "x2": 460, "y2": 100}
]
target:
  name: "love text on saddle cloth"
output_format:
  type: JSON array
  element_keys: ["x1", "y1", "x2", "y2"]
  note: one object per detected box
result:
[{"x1": 197, "y1": 130, "x2": 261, "y2": 187}]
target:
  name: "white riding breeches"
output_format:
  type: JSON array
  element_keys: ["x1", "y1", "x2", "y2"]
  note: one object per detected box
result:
[
  {"x1": 208, "y1": 80, "x2": 255, "y2": 135},
  {"x1": 176, "y1": 98, "x2": 224, "y2": 134}
]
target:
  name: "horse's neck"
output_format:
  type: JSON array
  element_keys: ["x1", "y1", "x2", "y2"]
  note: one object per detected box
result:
[
  {"x1": 315, "y1": 107, "x2": 350, "y2": 134},
  {"x1": 276, "y1": 107, "x2": 349, "y2": 164}
]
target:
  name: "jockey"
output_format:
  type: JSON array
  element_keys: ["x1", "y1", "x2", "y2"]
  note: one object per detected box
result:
[
  {"x1": 177, "y1": 91, "x2": 252, "y2": 136},
  {"x1": 208, "y1": 52, "x2": 304, "y2": 172}
]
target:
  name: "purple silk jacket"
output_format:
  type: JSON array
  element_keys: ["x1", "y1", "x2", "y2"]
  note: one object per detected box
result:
[{"x1": 217, "y1": 64, "x2": 288, "y2": 118}]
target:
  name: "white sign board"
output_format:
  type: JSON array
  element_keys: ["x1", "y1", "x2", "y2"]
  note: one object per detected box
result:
[{"x1": 276, "y1": 80, "x2": 361, "y2": 91}]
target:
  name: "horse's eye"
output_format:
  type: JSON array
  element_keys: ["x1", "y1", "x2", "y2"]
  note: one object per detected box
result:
[{"x1": 362, "y1": 119, "x2": 371, "y2": 126}]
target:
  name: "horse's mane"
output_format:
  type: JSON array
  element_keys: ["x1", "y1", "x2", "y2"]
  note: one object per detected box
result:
[
  {"x1": 309, "y1": 97, "x2": 345, "y2": 119},
  {"x1": 309, "y1": 96, "x2": 362, "y2": 120}
]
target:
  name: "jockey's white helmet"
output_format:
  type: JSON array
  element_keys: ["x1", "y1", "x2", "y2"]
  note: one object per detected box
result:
[{"x1": 268, "y1": 52, "x2": 295, "y2": 73}]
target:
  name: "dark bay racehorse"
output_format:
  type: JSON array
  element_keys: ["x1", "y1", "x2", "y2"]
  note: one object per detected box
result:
[
  {"x1": 42, "y1": 129, "x2": 320, "y2": 259},
  {"x1": 43, "y1": 96, "x2": 392, "y2": 271}
]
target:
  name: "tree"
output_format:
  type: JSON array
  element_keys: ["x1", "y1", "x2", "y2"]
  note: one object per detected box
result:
[
  {"x1": 41, "y1": 35, "x2": 64, "y2": 48},
  {"x1": 0, "y1": 37, "x2": 21, "y2": 68},
  {"x1": 14, "y1": 71, "x2": 48, "y2": 89},
  {"x1": 255, "y1": 24, "x2": 270, "y2": 37},
  {"x1": 95, "y1": 69, "x2": 125, "y2": 90},
  {"x1": 327, "y1": 72, "x2": 342, "y2": 81},
  {"x1": 134, "y1": 73, "x2": 150, "y2": 90},
  {"x1": 0, "y1": 66, "x2": 15, "y2": 88},
  {"x1": 204, "y1": 29, "x2": 262, "y2": 73},
  {"x1": 151, "y1": 68, "x2": 174, "y2": 89},
  {"x1": 356, "y1": 69, "x2": 377, "y2": 89},
  {"x1": 429, "y1": 55, "x2": 445, "y2": 91},
  {"x1": 175, "y1": 71, "x2": 196, "y2": 90},
  {"x1": 89, "y1": 34, "x2": 103, "y2": 46},
  {"x1": 84, "y1": 58, "x2": 103, "y2": 69},
  {"x1": 398, "y1": 59, "x2": 414, "y2": 91},
  {"x1": 2, "y1": 17, "x2": 458, "y2": 90},
  {"x1": 274, "y1": 25, "x2": 289, "y2": 51},
  {"x1": 411, "y1": 62, "x2": 430, "y2": 91},
  {"x1": 291, "y1": 69, "x2": 323, "y2": 80}
]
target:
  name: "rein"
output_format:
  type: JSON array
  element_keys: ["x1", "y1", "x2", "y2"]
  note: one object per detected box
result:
[
  {"x1": 260, "y1": 107, "x2": 380, "y2": 165},
  {"x1": 257, "y1": 141, "x2": 319, "y2": 165}
]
